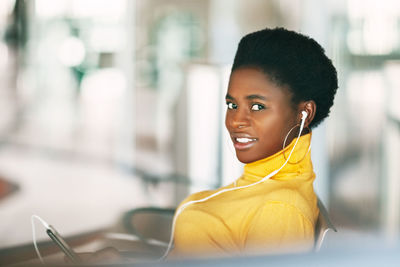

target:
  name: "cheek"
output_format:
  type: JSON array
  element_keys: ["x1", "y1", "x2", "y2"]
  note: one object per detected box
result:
[
  {"x1": 225, "y1": 111, "x2": 232, "y2": 129},
  {"x1": 253, "y1": 114, "x2": 287, "y2": 140}
]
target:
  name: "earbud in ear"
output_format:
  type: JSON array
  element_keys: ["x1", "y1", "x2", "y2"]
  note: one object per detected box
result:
[{"x1": 301, "y1": 111, "x2": 308, "y2": 121}]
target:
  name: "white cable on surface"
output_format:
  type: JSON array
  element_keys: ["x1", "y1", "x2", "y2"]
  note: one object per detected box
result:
[
  {"x1": 31, "y1": 215, "x2": 51, "y2": 265},
  {"x1": 159, "y1": 119, "x2": 307, "y2": 260}
]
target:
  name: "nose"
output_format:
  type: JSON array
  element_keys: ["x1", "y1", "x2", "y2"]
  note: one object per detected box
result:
[{"x1": 230, "y1": 108, "x2": 250, "y2": 129}]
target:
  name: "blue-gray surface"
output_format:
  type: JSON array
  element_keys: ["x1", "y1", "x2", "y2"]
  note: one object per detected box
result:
[
  {"x1": 106, "y1": 242, "x2": 400, "y2": 267},
  {"x1": 162, "y1": 247, "x2": 399, "y2": 267}
]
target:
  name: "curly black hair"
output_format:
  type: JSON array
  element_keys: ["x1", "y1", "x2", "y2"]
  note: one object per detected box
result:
[{"x1": 231, "y1": 27, "x2": 338, "y2": 128}]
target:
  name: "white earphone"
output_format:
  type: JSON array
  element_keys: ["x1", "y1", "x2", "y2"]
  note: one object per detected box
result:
[
  {"x1": 301, "y1": 110, "x2": 308, "y2": 121},
  {"x1": 300, "y1": 110, "x2": 308, "y2": 130}
]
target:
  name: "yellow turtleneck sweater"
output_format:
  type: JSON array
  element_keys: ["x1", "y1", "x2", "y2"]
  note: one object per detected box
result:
[{"x1": 171, "y1": 133, "x2": 319, "y2": 257}]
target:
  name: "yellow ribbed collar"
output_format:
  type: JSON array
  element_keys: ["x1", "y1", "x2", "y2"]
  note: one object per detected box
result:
[{"x1": 240, "y1": 133, "x2": 313, "y2": 182}]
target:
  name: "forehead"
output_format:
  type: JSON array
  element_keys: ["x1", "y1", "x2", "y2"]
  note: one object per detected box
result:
[{"x1": 227, "y1": 67, "x2": 291, "y2": 101}]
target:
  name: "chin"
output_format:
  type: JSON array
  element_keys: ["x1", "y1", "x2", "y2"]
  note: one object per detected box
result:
[{"x1": 236, "y1": 152, "x2": 258, "y2": 164}]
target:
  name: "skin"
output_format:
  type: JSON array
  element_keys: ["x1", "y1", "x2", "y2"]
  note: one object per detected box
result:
[{"x1": 225, "y1": 67, "x2": 316, "y2": 164}]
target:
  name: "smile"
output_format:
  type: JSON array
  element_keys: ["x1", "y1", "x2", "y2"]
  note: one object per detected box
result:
[
  {"x1": 233, "y1": 137, "x2": 258, "y2": 150},
  {"x1": 236, "y1": 137, "x2": 257, "y2": 143}
]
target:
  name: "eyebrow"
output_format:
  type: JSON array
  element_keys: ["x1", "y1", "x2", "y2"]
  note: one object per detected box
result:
[
  {"x1": 225, "y1": 94, "x2": 235, "y2": 100},
  {"x1": 246, "y1": 94, "x2": 268, "y2": 101},
  {"x1": 225, "y1": 94, "x2": 268, "y2": 101}
]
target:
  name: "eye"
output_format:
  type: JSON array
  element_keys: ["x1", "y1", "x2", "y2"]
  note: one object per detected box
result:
[
  {"x1": 251, "y1": 104, "x2": 265, "y2": 111},
  {"x1": 226, "y1": 102, "x2": 237, "y2": 110}
]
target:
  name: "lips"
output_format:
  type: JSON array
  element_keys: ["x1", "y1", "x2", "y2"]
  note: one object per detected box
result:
[{"x1": 231, "y1": 134, "x2": 258, "y2": 151}]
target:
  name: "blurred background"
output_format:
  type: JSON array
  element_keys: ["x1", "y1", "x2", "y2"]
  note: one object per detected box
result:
[{"x1": 0, "y1": 0, "x2": 399, "y2": 254}]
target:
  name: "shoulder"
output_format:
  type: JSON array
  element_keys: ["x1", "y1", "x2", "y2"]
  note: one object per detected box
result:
[
  {"x1": 178, "y1": 183, "x2": 235, "y2": 207},
  {"x1": 179, "y1": 189, "x2": 214, "y2": 205}
]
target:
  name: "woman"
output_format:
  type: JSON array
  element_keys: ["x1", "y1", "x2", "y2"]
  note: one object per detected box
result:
[
  {"x1": 77, "y1": 27, "x2": 337, "y2": 263},
  {"x1": 168, "y1": 27, "x2": 338, "y2": 258}
]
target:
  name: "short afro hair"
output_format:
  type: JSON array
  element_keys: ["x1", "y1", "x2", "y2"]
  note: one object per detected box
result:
[{"x1": 231, "y1": 27, "x2": 338, "y2": 128}]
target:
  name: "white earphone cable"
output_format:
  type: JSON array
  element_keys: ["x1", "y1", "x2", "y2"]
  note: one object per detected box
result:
[
  {"x1": 159, "y1": 114, "x2": 308, "y2": 260},
  {"x1": 31, "y1": 215, "x2": 51, "y2": 265}
]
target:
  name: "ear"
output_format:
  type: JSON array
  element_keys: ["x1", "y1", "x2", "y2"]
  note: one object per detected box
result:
[{"x1": 298, "y1": 100, "x2": 316, "y2": 128}]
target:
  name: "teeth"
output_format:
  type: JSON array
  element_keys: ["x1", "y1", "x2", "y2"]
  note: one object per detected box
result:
[{"x1": 236, "y1": 137, "x2": 256, "y2": 143}]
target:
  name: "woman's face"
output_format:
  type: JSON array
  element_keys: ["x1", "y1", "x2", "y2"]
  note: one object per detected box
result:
[{"x1": 225, "y1": 67, "x2": 300, "y2": 163}]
